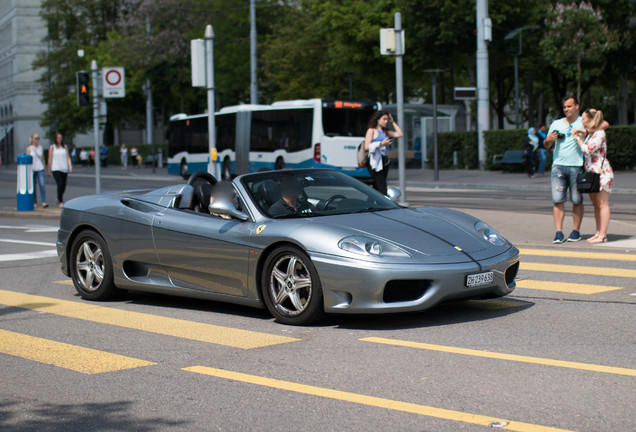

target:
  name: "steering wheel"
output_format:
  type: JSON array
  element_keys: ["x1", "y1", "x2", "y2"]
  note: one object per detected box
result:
[
  {"x1": 323, "y1": 194, "x2": 346, "y2": 209},
  {"x1": 187, "y1": 171, "x2": 217, "y2": 187}
]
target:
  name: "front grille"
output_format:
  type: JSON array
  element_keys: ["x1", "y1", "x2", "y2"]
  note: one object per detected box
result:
[{"x1": 383, "y1": 280, "x2": 431, "y2": 303}]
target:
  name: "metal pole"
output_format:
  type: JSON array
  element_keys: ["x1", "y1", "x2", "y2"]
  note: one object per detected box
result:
[
  {"x1": 433, "y1": 74, "x2": 439, "y2": 181},
  {"x1": 394, "y1": 12, "x2": 406, "y2": 205},
  {"x1": 146, "y1": 17, "x2": 155, "y2": 173},
  {"x1": 514, "y1": 53, "x2": 519, "y2": 129},
  {"x1": 205, "y1": 25, "x2": 216, "y2": 176},
  {"x1": 476, "y1": 0, "x2": 490, "y2": 170},
  {"x1": 91, "y1": 59, "x2": 101, "y2": 193},
  {"x1": 250, "y1": 0, "x2": 258, "y2": 105}
]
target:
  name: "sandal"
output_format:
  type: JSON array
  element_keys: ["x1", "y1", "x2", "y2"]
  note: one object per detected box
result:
[
  {"x1": 587, "y1": 236, "x2": 607, "y2": 244},
  {"x1": 587, "y1": 234, "x2": 599, "y2": 242}
]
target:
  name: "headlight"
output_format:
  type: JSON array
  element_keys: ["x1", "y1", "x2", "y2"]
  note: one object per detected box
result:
[
  {"x1": 475, "y1": 221, "x2": 507, "y2": 246},
  {"x1": 338, "y1": 236, "x2": 411, "y2": 258}
]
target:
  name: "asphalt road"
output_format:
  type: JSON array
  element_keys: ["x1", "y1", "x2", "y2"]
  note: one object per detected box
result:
[{"x1": 1, "y1": 169, "x2": 635, "y2": 431}]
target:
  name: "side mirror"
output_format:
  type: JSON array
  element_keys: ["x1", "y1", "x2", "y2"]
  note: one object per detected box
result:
[
  {"x1": 386, "y1": 187, "x2": 401, "y2": 203},
  {"x1": 209, "y1": 200, "x2": 249, "y2": 221}
]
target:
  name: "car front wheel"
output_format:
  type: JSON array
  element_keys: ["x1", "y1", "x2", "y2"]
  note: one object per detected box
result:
[
  {"x1": 70, "y1": 230, "x2": 120, "y2": 300},
  {"x1": 262, "y1": 246, "x2": 324, "y2": 325}
]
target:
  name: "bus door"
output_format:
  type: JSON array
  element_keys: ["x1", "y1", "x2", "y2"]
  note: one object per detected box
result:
[{"x1": 234, "y1": 111, "x2": 251, "y2": 175}]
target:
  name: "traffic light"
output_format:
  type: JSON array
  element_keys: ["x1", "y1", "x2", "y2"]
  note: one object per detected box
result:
[{"x1": 76, "y1": 71, "x2": 90, "y2": 107}]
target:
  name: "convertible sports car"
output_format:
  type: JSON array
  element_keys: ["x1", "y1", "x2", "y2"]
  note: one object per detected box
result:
[{"x1": 57, "y1": 168, "x2": 520, "y2": 325}]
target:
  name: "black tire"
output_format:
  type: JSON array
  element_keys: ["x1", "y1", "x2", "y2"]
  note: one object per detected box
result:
[
  {"x1": 180, "y1": 160, "x2": 188, "y2": 179},
  {"x1": 69, "y1": 230, "x2": 120, "y2": 300},
  {"x1": 275, "y1": 157, "x2": 285, "y2": 170},
  {"x1": 261, "y1": 246, "x2": 324, "y2": 325}
]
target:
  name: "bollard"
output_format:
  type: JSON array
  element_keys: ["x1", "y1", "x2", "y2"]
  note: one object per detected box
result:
[
  {"x1": 17, "y1": 154, "x2": 35, "y2": 211},
  {"x1": 157, "y1": 148, "x2": 163, "y2": 168}
]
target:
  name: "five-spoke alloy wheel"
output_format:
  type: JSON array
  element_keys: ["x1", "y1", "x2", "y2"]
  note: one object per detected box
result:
[
  {"x1": 262, "y1": 246, "x2": 324, "y2": 325},
  {"x1": 70, "y1": 230, "x2": 119, "y2": 300}
]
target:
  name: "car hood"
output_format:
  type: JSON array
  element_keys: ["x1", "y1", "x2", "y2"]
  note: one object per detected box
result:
[{"x1": 261, "y1": 207, "x2": 511, "y2": 264}]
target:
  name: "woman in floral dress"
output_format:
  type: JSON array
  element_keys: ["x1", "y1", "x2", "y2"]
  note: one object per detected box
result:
[{"x1": 573, "y1": 109, "x2": 614, "y2": 243}]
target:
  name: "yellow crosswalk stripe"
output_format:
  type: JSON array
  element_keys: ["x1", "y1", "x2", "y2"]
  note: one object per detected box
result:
[
  {"x1": 516, "y1": 279, "x2": 622, "y2": 294},
  {"x1": 519, "y1": 248, "x2": 636, "y2": 261},
  {"x1": 184, "y1": 366, "x2": 574, "y2": 432},
  {"x1": 0, "y1": 329, "x2": 155, "y2": 374},
  {"x1": 0, "y1": 290, "x2": 299, "y2": 349},
  {"x1": 360, "y1": 337, "x2": 636, "y2": 377},
  {"x1": 520, "y1": 262, "x2": 636, "y2": 278}
]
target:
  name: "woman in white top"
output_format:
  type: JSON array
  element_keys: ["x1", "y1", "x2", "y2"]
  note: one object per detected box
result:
[
  {"x1": 26, "y1": 133, "x2": 48, "y2": 208},
  {"x1": 47, "y1": 132, "x2": 72, "y2": 207}
]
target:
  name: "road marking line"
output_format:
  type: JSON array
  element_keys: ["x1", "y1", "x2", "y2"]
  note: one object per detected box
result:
[
  {"x1": 184, "y1": 366, "x2": 574, "y2": 432},
  {"x1": 0, "y1": 250, "x2": 58, "y2": 262},
  {"x1": 0, "y1": 329, "x2": 155, "y2": 374},
  {"x1": 360, "y1": 337, "x2": 636, "y2": 377},
  {"x1": 516, "y1": 279, "x2": 622, "y2": 294},
  {"x1": 520, "y1": 262, "x2": 636, "y2": 278},
  {"x1": 519, "y1": 248, "x2": 636, "y2": 261},
  {"x1": 54, "y1": 279, "x2": 74, "y2": 286},
  {"x1": 0, "y1": 238, "x2": 56, "y2": 247},
  {"x1": 0, "y1": 290, "x2": 299, "y2": 349}
]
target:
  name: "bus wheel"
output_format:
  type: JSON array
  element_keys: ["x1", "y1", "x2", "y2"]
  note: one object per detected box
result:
[
  {"x1": 222, "y1": 158, "x2": 232, "y2": 180},
  {"x1": 275, "y1": 157, "x2": 285, "y2": 170},
  {"x1": 180, "y1": 160, "x2": 188, "y2": 179}
]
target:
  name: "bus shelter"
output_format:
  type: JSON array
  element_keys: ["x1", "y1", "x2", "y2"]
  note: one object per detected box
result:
[{"x1": 384, "y1": 104, "x2": 463, "y2": 168}]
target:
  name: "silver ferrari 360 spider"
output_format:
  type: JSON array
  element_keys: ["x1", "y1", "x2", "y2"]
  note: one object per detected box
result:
[{"x1": 57, "y1": 168, "x2": 520, "y2": 325}]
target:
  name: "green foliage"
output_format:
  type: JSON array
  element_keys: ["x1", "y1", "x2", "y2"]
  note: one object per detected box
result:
[
  {"x1": 32, "y1": 0, "x2": 636, "y2": 145},
  {"x1": 605, "y1": 126, "x2": 636, "y2": 170},
  {"x1": 436, "y1": 131, "x2": 479, "y2": 169},
  {"x1": 540, "y1": 1, "x2": 616, "y2": 102}
]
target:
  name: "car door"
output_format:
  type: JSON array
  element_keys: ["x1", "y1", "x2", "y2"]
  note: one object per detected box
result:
[{"x1": 151, "y1": 209, "x2": 252, "y2": 296}]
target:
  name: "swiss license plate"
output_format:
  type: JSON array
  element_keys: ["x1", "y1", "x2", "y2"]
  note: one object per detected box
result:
[{"x1": 466, "y1": 271, "x2": 494, "y2": 287}]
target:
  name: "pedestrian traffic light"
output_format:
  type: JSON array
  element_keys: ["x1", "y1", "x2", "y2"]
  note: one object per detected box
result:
[{"x1": 76, "y1": 71, "x2": 90, "y2": 107}]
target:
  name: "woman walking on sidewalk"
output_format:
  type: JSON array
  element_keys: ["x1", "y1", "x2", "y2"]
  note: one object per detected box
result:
[
  {"x1": 26, "y1": 133, "x2": 48, "y2": 208},
  {"x1": 47, "y1": 132, "x2": 72, "y2": 207}
]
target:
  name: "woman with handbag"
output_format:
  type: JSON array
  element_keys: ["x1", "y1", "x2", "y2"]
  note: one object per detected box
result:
[{"x1": 573, "y1": 109, "x2": 614, "y2": 244}]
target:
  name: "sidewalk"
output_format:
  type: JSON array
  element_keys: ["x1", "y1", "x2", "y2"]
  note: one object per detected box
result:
[{"x1": 388, "y1": 167, "x2": 636, "y2": 195}]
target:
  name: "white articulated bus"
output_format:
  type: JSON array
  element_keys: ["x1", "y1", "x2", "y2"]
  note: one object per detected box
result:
[{"x1": 166, "y1": 98, "x2": 379, "y2": 179}]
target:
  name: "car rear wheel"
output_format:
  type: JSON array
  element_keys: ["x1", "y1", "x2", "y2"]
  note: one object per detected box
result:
[
  {"x1": 262, "y1": 246, "x2": 324, "y2": 325},
  {"x1": 70, "y1": 230, "x2": 120, "y2": 300},
  {"x1": 275, "y1": 157, "x2": 285, "y2": 170}
]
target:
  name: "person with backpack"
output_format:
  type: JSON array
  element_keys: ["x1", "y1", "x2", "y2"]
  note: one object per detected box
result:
[{"x1": 363, "y1": 110, "x2": 403, "y2": 195}]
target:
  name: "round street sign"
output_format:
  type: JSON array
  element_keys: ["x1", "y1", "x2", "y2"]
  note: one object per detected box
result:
[{"x1": 102, "y1": 67, "x2": 125, "y2": 98}]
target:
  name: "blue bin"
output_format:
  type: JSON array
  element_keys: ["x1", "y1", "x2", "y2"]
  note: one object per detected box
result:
[{"x1": 17, "y1": 154, "x2": 34, "y2": 211}]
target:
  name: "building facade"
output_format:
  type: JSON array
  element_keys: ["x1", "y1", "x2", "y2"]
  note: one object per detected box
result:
[{"x1": 0, "y1": 0, "x2": 48, "y2": 164}]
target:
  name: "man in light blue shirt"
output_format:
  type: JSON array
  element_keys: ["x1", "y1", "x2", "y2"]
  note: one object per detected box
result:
[{"x1": 543, "y1": 96, "x2": 584, "y2": 244}]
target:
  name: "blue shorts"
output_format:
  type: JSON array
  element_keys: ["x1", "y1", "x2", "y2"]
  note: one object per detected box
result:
[{"x1": 551, "y1": 165, "x2": 583, "y2": 204}]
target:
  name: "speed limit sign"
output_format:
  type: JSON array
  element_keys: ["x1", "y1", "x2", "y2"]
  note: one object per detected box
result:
[{"x1": 102, "y1": 67, "x2": 125, "y2": 98}]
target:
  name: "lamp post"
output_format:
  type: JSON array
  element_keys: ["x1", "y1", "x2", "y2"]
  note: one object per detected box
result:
[{"x1": 504, "y1": 26, "x2": 539, "y2": 129}]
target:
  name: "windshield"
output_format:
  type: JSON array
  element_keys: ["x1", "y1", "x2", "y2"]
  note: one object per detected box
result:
[{"x1": 241, "y1": 169, "x2": 400, "y2": 219}]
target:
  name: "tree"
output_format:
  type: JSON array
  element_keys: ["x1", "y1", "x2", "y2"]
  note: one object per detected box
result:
[
  {"x1": 540, "y1": 1, "x2": 615, "y2": 105},
  {"x1": 260, "y1": 0, "x2": 399, "y2": 102},
  {"x1": 34, "y1": 0, "x2": 121, "y2": 139}
]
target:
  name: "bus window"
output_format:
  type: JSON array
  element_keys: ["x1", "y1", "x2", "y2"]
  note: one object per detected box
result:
[{"x1": 250, "y1": 109, "x2": 312, "y2": 152}]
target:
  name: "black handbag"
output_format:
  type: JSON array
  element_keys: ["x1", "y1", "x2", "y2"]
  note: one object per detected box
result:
[
  {"x1": 576, "y1": 170, "x2": 600, "y2": 193},
  {"x1": 576, "y1": 156, "x2": 605, "y2": 193}
]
